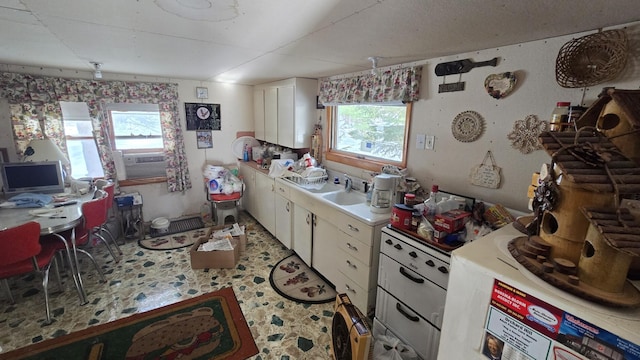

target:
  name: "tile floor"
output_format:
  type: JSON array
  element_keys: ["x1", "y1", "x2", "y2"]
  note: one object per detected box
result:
[{"x1": 0, "y1": 212, "x2": 336, "y2": 359}]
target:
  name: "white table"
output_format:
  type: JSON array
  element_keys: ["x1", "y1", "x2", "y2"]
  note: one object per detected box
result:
[{"x1": 0, "y1": 193, "x2": 94, "y2": 305}]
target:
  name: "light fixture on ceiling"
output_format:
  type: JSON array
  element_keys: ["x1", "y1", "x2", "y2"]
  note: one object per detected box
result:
[
  {"x1": 368, "y1": 56, "x2": 380, "y2": 75},
  {"x1": 91, "y1": 62, "x2": 103, "y2": 80}
]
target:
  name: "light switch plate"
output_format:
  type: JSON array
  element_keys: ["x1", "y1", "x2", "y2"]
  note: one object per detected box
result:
[
  {"x1": 416, "y1": 133, "x2": 426, "y2": 149},
  {"x1": 426, "y1": 135, "x2": 435, "y2": 150}
]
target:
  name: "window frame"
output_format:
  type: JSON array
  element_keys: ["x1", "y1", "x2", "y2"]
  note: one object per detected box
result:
[
  {"x1": 105, "y1": 103, "x2": 163, "y2": 154},
  {"x1": 324, "y1": 102, "x2": 412, "y2": 172}
]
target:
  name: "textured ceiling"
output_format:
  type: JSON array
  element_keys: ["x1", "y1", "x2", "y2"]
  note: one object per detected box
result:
[{"x1": 0, "y1": 0, "x2": 639, "y2": 85}]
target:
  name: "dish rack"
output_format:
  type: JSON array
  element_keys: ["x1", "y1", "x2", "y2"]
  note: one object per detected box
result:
[{"x1": 284, "y1": 171, "x2": 328, "y2": 189}]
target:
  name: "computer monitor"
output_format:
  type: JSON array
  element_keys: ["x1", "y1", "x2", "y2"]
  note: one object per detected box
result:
[{"x1": 0, "y1": 161, "x2": 65, "y2": 196}]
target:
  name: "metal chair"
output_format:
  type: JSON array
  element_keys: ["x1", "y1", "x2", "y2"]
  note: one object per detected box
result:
[
  {"x1": 0, "y1": 221, "x2": 62, "y2": 324},
  {"x1": 95, "y1": 180, "x2": 123, "y2": 253}
]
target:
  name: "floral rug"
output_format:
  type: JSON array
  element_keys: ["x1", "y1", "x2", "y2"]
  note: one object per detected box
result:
[
  {"x1": 269, "y1": 253, "x2": 337, "y2": 304},
  {"x1": 139, "y1": 226, "x2": 209, "y2": 250}
]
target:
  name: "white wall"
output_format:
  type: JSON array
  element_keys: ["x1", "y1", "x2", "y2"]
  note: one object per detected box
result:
[
  {"x1": 2, "y1": 20, "x2": 639, "y2": 219},
  {"x1": 0, "y1": 66, "x2": 254, "y2": 221},
  {"x1": 325, "y1": 21, "x2": 640, "y2": 213}
]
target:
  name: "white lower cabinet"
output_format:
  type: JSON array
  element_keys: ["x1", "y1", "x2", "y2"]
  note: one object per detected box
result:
[
  {"x1": 237, "y1": 163, "x2": 256, "y2": 215},
  {"x1": 254, "y1": 171, "x2": 275, "y2": 235},
  {"x1": 274, "y1": 194, "x2": 292, "y2": 248},
  {"x1": 311, "y1": 215, "x2": 341, "y2": 284},
  {"x1": 292, "y1": 203, "x2": 312, "y2": 265}
]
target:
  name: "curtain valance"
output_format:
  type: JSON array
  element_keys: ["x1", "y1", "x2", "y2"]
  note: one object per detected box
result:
[{"x1": 318, "y1": 66, "x2": 422, "y2": 105}]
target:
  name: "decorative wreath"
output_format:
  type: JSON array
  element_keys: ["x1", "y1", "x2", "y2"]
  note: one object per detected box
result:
[
  {"x1": 451, "y1": 110, "x2": 484, "y2": 142},
  {"x1": 507, "y1": 115, "x2": 547, "y2": 154},
  {"x1": 555, "y1": 29, "x2": 628, "y2": 88}
]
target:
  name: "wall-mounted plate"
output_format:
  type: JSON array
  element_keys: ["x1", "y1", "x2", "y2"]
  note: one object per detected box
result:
[{"x1": 485, "y1": 72, "x2": 516, "y2": 99}]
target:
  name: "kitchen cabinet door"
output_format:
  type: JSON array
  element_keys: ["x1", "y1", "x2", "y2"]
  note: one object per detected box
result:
[
  {"x1": 312, "y1": 215, "x2": 340, "y2": 286},
  {"x1": 292, "y1": 203, "x2": 312, "y2": 265},
  {"x1": 254, "y1": 171, "x2": 275, "y2": 235},
  {"x1": 238, "y1": 164, "x2": 256, "y2": 216},
  {"x1": 277, "y1": 85, "x2": 295, "y2": 148},
  {"x1": 253, "y1": 89, "x2": 265, "y2": 141},
  {"x1": 275, "y1": 193, "x2": 292, "y2": 249},
  {"x1": 264, "y1": 87, "x2": 278, "y2": 144}
]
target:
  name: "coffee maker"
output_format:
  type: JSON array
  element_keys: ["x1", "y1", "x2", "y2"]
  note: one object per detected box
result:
[{"x1": 370, "y1": 174, "x2": 400, "y2": 213}]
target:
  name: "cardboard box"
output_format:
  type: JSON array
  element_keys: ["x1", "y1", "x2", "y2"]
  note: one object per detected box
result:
[
  {"x1": 434, "y1": 209, "x2": 471, "y2": 233},
  {"x1": 208, "y1": 224, "x2": 247, "y2": 253},
  {"x1": 190, "y1": 237, "x2": 239, "y2": 269}
]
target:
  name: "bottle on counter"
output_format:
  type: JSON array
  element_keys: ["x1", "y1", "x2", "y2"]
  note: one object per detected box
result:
[
  {"x1": 243, "y1": 144, "x2": 250, "y2": 162},
  {"x1": 549, "y1": 102, "x2": 570, "y2": 132},
  {"x1": 423, "y1": 184, "x2": 439, "y2": 221}
]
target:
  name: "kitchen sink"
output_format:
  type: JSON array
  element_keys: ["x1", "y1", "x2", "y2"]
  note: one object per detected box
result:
[
  {"x1": 305, "y1": 182, "x2": 342, "y2": 194},
  {"x1": 321, "y1": 191, "x2": 366, "y2": 206}
]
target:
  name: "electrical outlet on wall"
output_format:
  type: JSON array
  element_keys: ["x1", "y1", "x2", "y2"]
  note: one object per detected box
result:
[{"x1": 425, "y1": 135, "x2": 435, "y2": 150}]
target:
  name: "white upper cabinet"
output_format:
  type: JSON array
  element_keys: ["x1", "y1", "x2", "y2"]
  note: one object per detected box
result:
[{"x1": 253, "y1": 78, "x2": 318, "y2": 149}]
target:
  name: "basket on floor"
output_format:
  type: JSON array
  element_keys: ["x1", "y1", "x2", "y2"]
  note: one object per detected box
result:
[{"x1": 555, "y1": 29, "x2": 628, "y2": 88}]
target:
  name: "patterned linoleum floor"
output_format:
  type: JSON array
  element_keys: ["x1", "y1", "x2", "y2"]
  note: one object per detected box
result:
[{"x1": 0, "y1": 212, "x2": 335, "y2": 359}]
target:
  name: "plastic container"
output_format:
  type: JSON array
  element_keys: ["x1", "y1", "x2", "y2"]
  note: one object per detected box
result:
[
  {"x1": 424, "y1": 185, "x2": 439, "y2": 220},
  {"x1": 550, "y1": 101, "x2": 570, "y2": 132},
  {"x1": 404, "y1": 193, "x2": 419, "y2": 206}
]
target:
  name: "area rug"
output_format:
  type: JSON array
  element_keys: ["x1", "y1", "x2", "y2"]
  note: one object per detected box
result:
[
  {"x1": 140, "y1": 225, "x2": 209, "y2": 250},
  {"x1": 0, "y1": 287, "x2": 258, "y2": 360},
  {"x1": 149, "y1": 216, "x2": 205, "y2": 238},
  {"x1": 269, "y1": 253, "x2": 337, "y2": 304}
]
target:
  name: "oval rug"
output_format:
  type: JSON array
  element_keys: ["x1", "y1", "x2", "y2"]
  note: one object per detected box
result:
[{"x1": 269, "y1": 253, "x2": 337, "y2": 304}]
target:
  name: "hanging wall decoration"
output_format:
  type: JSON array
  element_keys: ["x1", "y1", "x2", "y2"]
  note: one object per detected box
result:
[
  {"x1": 196, "y1": 130, "x2": 213, "y2": 149},
  {"x1": 185, "y1": 103, "x2": 221, "y2": 131},
  {"x1": 484, "y1": 72, "x2": 517, "y2": 99},
  {"x1": 469, "y1": 150, "x2": 502, "y2": 189},
  {"x1": 451, "y1": 110, "x2": 484, "y2": 142},
  {"x1": 507, "y1": 114, "x2": 547, "y2": 154}
]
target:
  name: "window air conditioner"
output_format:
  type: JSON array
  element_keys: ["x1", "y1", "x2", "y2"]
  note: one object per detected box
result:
[{"x1": 123, "y1": 153, "x2": 166, "y2": 179}]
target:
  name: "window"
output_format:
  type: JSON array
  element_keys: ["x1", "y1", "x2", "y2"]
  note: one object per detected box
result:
[
  {"x1": 106, "y1": 103, "x2": 163, "y2": 152},
  {"x1": 326, "y1": 103, "x2": 411, "y2": 171},
  {"x1": 60, "y1": 102, "x2": 104, "y2": 179}
]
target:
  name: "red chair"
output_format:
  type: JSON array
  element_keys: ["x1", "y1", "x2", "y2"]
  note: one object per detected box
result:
[
  {"x1": 96, "y1": 181, "x2": 123, "y2": 254},
  {"x1": 0, "y1": 221, "x2": 62, "y2": 324}
]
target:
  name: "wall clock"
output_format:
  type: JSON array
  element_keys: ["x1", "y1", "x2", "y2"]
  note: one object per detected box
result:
[
  {"x1": 185, "y1": 103, "x2": 221, "y2": 131},
  {"x1": 196, "y1": 86, "x2": 208, "y2": 99}
]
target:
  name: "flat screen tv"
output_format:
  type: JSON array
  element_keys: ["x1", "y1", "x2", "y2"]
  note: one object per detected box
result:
[{"x1": 1, "y1": 161, "x2": 65, "y2": 196}]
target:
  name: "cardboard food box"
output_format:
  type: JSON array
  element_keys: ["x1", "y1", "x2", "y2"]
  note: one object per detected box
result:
[
  {"x1": 208, "y1": 224, "x2": 247, "y2": 253},
  {"x1": 433, "y1": 209, "x2": 471, "y2": 233},
  {"x1": 190, "y1": 237, "x2": 239, "y2": 269}
]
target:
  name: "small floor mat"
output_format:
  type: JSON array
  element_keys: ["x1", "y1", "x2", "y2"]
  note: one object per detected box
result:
[
  {"x1": 140, "y1": 218, "x2": 207, "y2": 250},
  {"x1": 269, "y1": 253, "x2": 337, "y2": 304},
  {"x1": 149, "y1": 216, "x2": 204, "y2": 238}
]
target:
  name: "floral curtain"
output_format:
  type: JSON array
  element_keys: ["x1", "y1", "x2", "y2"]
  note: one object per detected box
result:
[
  {"x1": 0, "y1": 72, "x2": 191, "y2": 192},
  {"x1": 318, "y1": 66, "x2": 422, "y2": 104}
]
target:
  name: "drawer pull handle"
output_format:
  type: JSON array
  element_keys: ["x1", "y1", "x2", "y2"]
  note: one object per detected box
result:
[
  {"x1": 306, "y1": 213, "x2": 311, "y2": 225},
  {"x1": 345, "y1": 284, "x2": 356, "y2": 293},
  {"x1": 286, "y1": 202, "x2": 290, "y2": 212},
  {"x1": 394, "y1": 244, "x2": 402, "y2": 250},
  {"x1": 346, "y1": 260, "x2": 357, "y2": 269},
  {"x1": 347, "y1": 224, "x2": 359, "y2": 232},
  {"x1": 438, "y1": 266, "x2": 449, "y2": 274},
  {"x1": 395, "y1": 303, "x2": 419, "y2": 322},
  {"x1": 279, "y1": 187, "x2": 285, "y2": 192},
  {"x1": 425, "y1": 260, "x2": 435, "y2": 267},
  {"x1": 346, "y1": 243, "x2": 358, "y2": 251},
  {"x1": 409, "y1": 251, "x2": 417, "y2": 258},
  {"x1": 385, "y1": 239, "x2": 393, "y2": 245},
  {"x1": 400, "y1": 267, "x2": 424, "y2": 283}
]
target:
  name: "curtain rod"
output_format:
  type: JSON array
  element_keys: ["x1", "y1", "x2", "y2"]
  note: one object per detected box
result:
[{"x1": 323, "y1": 59, "x2": 428, "y2": 81}]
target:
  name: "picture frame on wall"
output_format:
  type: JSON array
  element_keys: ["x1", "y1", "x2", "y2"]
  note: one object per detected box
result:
[
  {"x1": 197, "y1": 130, "x2": 213, "y2": 149},
  {"x1": 185, "y1": 103, "x2": 221, "y2": 131}
]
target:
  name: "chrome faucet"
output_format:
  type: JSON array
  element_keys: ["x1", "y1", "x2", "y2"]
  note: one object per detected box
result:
[{"x1": 344, "y1": 174, "x2": 352, "y2": 192}]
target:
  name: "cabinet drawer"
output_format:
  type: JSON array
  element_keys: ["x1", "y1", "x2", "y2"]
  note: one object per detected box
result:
[
  {"x1": 334, "y1": 215, "x2": 372, "y2": 245},
  {"x1": 333, "y1": 271, "x2": 372, "y2": 315},
  {"x1": 381, "y1": 232, "x2": 450, "y2": 290},
  {"x1": 378, "y1": 253, "x2": 446, "y2": 329},
  {"x1": 337, "y1": 249, "x2": 371, "y2": 288},
  {"x1": 274, "y1": 180, "x2": 290, "y2": 199},
  {"x1": 337, "y1": 234, "x2": 372, "y2": 266},
  {"x1": 375, "y1": 288, "x2": 441, "y2": 360}
]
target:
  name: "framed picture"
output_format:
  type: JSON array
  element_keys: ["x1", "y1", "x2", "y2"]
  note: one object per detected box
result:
[
  {"x1": 316, "y1": 96, "x2": 325, "y2": 109},
  {"x1": 196, "y1": 87, "x2": 208, "y2": 99},
  {"x1": 185, "y1": 103, "x2": 221, "y2": 131},
  {"x1": 197, "y1": 130, "x2": 213, "y2": 149},
  {"x1": 0, "y1": 148, "x2": 8, "y2": 163}
]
